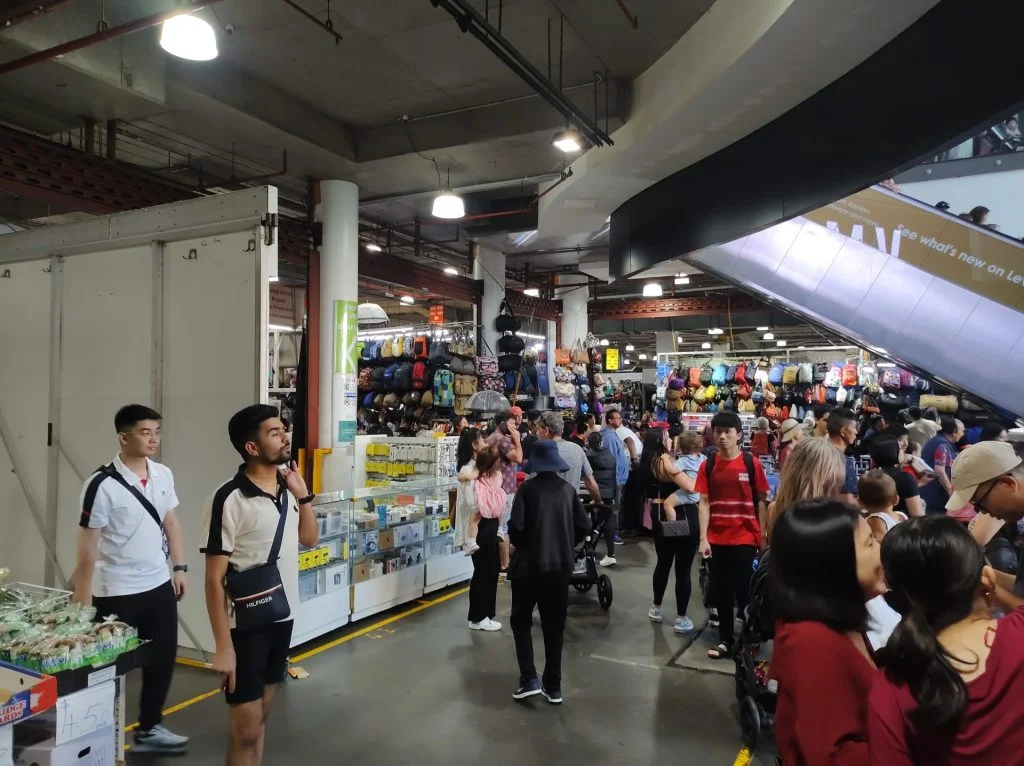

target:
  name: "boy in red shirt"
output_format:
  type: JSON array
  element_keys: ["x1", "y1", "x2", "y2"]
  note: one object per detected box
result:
[{"x1": 697, "y1": 411, "x2": 769, "y2": 660}]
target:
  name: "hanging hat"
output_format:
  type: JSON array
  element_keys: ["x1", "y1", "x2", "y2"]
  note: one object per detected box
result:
[{"x1": 526, "y1": 440, "x2": 570, "y2": 474}]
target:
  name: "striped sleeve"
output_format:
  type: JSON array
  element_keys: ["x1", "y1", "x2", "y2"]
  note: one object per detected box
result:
[
  {"x1": 200, "y1": 482, "x2": 238, "y2": 556},
  {"x1": 79, "y1": 471, "x2": 110, "y2": 528}
]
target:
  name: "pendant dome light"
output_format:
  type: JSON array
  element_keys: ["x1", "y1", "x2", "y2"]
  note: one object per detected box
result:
[
  {"x1": 160, "y1": 13, "x2": 218, "y2": 61},
  {"x1": 552, "y1": 127, "x2": 583, "y2": 153},
  {"x1": 431, "y1": 166, "x2": 464, "y2": 219}
]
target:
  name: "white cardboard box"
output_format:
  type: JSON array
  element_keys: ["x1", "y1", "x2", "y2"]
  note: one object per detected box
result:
[
  {"x1": 33, "y1": 682, "x2": 115, "y2": 747},
  {"x1": 14, "y1": 726, "x2": 114, "y2": 766},
  {"x1": 1, "y1": 724, "x2": 12, "y2": 766}
]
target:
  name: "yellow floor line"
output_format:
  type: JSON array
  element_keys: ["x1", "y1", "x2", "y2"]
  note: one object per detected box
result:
[
  {"x1": 732, "y1": 746, "x2": 753, "y2": 766},
  {"x1": 175, "y1": 656, "x2": 212, "y2": 671},
  {"x1": 123, "y1": 585, "x2": 470, "y2": 731}
]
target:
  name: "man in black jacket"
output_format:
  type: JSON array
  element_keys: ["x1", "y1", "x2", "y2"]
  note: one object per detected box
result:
[{"x1": 509, "y1": 440, "x2": 592, "y2": 705}]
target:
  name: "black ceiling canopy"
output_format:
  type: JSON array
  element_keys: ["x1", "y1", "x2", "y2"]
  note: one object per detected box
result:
[{"x1": 610, "y1": 0, "x2": 1024, "y2": 278}]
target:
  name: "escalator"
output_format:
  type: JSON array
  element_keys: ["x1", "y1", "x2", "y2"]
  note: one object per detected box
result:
[{"x1": 682, "y1": 185, "x2": 1024, "y2": 416}]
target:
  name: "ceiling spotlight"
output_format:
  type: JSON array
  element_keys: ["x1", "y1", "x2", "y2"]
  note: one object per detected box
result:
[
  {"x1": 523, "y1": 288, "x2": 540, "y2": 297},
  {"x1": 552, "y1": 127, "x2": 583, "y2": 153},
  {"x1": 677, "y1": 336, "x2": 684, "y2": 343},
  {"x1": 797, "y1": 345, "x2": 806, "y2": 350},
  {"x1": 763, "y1": 332, "x2": 775, "y2": 341},
  {"x1": 365, "y1": 243, "x2": 382, "y2": 253},
  {"x1": 160, "y1": 13, "x2": 218, "y2": 61},
  {"x1": 642, "y1": 282, "x2": 663, "y2": 297},
  {"x1": 623, "y1": 359, "x2": 631, "y2": 365},
  {"x1": 400, "y1": 295, "x2": 414, "y2": 305},
  {"x1": 776, "y1": 340, "x2": 787, "y2": 347},
  {"x1": 708, "y1": 328, "x2": 723, "y2": 335},
  {"x1": 674, "y1": 275, "x2": 690, "y2": 285},
  {"x1": 756, "y1": 326, "x2": 770, "y2": 332},
  {"x1": 638, "y1": 353, "x2": 648, "y2": 360},
  {"x1": 443, "y1": 266, "x2": 459, "y2": 275},
  {"x1": 625, "y1": 344, "x2": 634, "y2": 351},
  {"x1": 701, "y1": 342, "x2": 712, "y2": 349},
  {"x1": 268, "y1": 275, "x2": 280, "y2": 283},
  {"x1": 431, "y1": 185, "x2": 465, "y2": 219},
  {"x1": 599, "y1": 339, "x2": 609, "y2": 347}
]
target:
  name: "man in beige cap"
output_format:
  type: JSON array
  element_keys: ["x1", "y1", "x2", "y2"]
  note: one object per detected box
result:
[{"x1": 947, "y1": 441, "x2": 1024, "y2": 596}]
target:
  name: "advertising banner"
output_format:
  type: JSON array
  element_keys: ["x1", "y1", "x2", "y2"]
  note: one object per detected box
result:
[
  {"x1": 333, "y1": 299, "x2": 358, "y2": 444},
  {"x1": 803, "y1": 187, "x2": 1024, "y2": 312},
  {"x1": 604, "y1": 347, "x2": 619, "y2": 371}
]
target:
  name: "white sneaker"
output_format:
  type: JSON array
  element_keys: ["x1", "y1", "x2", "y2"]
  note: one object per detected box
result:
[
  {"x1": 648, "y1": 606, "x2": 663, "y2": 623},
  {"x1": 469, "y1": 618, "x2": 502, "y2": 632},
  {"x1": 599, "y1": 556, "x2": 617, "y2": 567},
  {"x1": 464, "y1": 539, "x2": 479, "y2": 556}
]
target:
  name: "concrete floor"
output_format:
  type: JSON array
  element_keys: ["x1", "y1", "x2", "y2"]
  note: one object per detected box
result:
[{"x1": 124, "y1": 540, "x2": 779, "y2": 765}]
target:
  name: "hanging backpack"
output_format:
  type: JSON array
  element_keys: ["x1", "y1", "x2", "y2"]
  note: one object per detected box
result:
[
  {"x1": 383, "y1": 363, "x2": 399, "y2": 390},
  {"x1": 881, "y1": 369, "x2": 902, "y2": 390},
  {"x1": 814, "y1": 363, "x2": 829, "y2": 383},
  {"x1": 497, "y1": 334, "x2": 525, "y2": 354},
  {"x1": 726, "y1": 364, "x2": 739, "y2": 383},
  {"x1": 797, "y1": 363, "x2": 812, "y2": 384},
  {"x1": 393, "y1": 336, "x2": 404, "y2": 358},
  {"x1": 428, "y1": 340, "x2": 453, "y2": 366},
  {"x1": 899, "y1": 369, "x2": 915, "y2": 389},
  {"x1": 381, "y1": 337, "x2": 394, "y2": 359},
  {"x1": 358, "y1": 368, "x2": 371, "y2": 390},
  {"x1": 768, "y1": 363, "x2": 784, "y2": 385},
  {"x1": 699, "y1": 365, "x2": 714, "y2": 386},
  {"x1": 411, "y1": 361, "x2": 429, "y2": 390},
  {"x1": 841, "y1": 363, "x2": 859, "y2": 388},
  {"x1": 705, "y1": 384, "x2": 717, "y2": 401},
  {"x1": 712, "y1": 364, "x2": 728, "y2": 385},
  {"x1": 824, "y1": 364, "x2": 843, "y2": 389},
  {"x1": 836, "y1": 386, "x2": 848, "y2": 405},
  {"x1": 858, "y1": 362, "x2": 878, "y2": 388},
  {"x1": 403, "y1": 334, "x2": 416, "y2": 359},
  {"x1": 370, "y1": 367, "x2": 386, "y2": 393},
  {"x1": 494, "y1": 300, "x2": 521, "y2": 333},
  {"x1": 413, "y1": 335, "x2": 429, "y2": 360},
  {"x1": 734, "y1": 363, "x2": 748, "y2": 384},
  {"x1": 394, "y1": 363, "x2": 413, "y2": 393},
  {"x1": 782, "y1": 366, "x2": 799, "y2": 385},
  {"x1": 689, "y1": 367, "x2": 702, "y2": 387},
  {"x1": 694, "y1": 386, "x2": 708, "y2": 404}
]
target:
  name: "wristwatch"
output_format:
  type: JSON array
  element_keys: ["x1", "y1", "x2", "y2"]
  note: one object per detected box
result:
[
  {"x1": 173, "y1": 565, "x2": 188, "y2": 573},
  {"x1": 298, "y1": 493, "x2": 315, "y2": 505}
]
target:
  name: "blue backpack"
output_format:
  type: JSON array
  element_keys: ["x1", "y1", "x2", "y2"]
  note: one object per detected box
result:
[
  {"x1": 712, "y1": 364, "x2": 728, "y2": 385},
  {"x1": 768, "y1": 363, "x2": 785, "y2": 384},
  {"x1": 433, "y1": 369, "x2": 455, "y2": 408},
  {"x1": 383, "y1": 363, "x2": 399, "y2": 390}
]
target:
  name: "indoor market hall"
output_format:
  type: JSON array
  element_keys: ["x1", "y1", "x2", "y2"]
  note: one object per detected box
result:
[{"x1": 1, "y1": 1, "x2": 1023, "y2": 765}]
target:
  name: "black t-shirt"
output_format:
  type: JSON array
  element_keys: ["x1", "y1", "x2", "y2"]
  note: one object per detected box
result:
[{"x1": 880, "y1": 466, "x2": 920, "y2": 513}]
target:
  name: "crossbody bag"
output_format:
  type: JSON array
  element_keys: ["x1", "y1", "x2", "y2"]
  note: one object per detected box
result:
[
  {"x1": 98, "y1": 464, "x2": 169, "y2": 558},
  {"x1": 653, "y1": 459, "x2": 691, "y2": 539},
  {"x1": 224, "y1": 491, "x2": 291, "y2": 631}
]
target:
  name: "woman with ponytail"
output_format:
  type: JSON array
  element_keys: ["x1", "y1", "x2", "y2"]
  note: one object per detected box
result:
[{"x1": 869, "y1": 516, "x2": 1024, "y2": 764}]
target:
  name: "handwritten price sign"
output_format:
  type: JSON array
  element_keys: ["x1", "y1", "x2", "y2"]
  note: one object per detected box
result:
[{"x1": 49, "y1": 681, "x2": 115, "y2": 745}]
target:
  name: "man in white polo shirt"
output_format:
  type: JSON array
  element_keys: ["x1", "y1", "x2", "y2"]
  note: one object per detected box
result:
[
  {"x1": 71, "y1": 404, "x2": 189, "y2": 753},
  {"x1": 201, "y1": 404, "x2": 319, "y2": 765}
]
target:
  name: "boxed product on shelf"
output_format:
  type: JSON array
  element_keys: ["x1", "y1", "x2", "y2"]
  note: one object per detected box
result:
[
  {"x1": 324, "y1": 563, "x2": 348, "y2": 593},
  {"x1": 394, "y1": 525, "x2": 413, "y2": 547},
  {"x1": 13, "y1": 726, "x2": 115, "y2": 766},
  {"x1": 0, "y1": 662, "x2": 57, "y2": 727},
  {"x1": 408, "y1": 524, "x2": 424, "y2": 544},
  {"x1": 402, "y1": 547, "x2": 424, "y2": 568},
  {"x1": 359, "y1": 531, "x2": 379, "y2": 556},
  {"x1": 352, "y1": 562, "x2": 372, "y2": 584},
  {"x1": 353, "y1": 512, "x2": 378, "y2": 530}
]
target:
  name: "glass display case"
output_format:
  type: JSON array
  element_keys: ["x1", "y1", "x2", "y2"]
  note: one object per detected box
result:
[{"x1": 292, "y1": 479, "x2": 463, "y2": 645}]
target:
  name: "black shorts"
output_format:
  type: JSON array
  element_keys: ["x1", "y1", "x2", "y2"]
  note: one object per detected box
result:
[{"x1": 226, "y1": 620, "x2": 293, "y2": 706}]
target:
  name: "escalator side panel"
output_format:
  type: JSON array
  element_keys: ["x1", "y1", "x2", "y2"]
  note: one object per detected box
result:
[{"x1": 687, "y1": 212, "x2": 1024, "y2": 415}]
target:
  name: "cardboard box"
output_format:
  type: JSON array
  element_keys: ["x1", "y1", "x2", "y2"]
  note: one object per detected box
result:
[
  {"x1": 360, "y1": 531, "x2": 379, "y2": 556},
  {"x1": 394, "y1": 525, "x2": 413, "y2": 547},
  {"x1": 324, "y1": 563, "x2": 348, "y2": 592},
  {"x1": 352, "y1": 561, "x2": 371, "y2": 584},
  {"x1": 14, "y1": 727, "x2": 114, "y2": 766},
  {"x1": 377, "y1": 530, "x2": 394, "y2": 551},
  {"x1": 0, "y1": 661, "x2": 57, "y2": 728},
  {"x1": 31, "y1": 681, "x2": 114, "y2": 746},
  {"x1": 1, "y1": 723, "x2": 12, "y2": 766},
  {"x1": 408, "y1": 523, "x2": 423, "y2": 543}
]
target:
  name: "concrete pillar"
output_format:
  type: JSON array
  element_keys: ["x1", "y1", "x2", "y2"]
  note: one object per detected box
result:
[
  {"x1": 559, "y1": 275, "x2": 589, "y2": 347},
  {"x1": 655, "y1": 331, "x2": 676, "y2": 356},
  {"x1": 316, "y1": 180, "x2": 359, "y2": 451},
  {"x1": 474, "y1": 245, "x2": 505, "y2": 356}
]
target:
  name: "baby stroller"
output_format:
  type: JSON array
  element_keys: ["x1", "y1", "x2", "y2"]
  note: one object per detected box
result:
[
  {"x1": 570, "y1": 502, "x2": 613, "y2": 610},
  {"x1": 735, "y1": 549, "x2": 776, "y2": 751}
]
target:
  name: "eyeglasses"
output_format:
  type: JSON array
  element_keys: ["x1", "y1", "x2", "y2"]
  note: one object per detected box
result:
[{"x1": 972, "y1": 475, "x2": 1006, "y2": 514}]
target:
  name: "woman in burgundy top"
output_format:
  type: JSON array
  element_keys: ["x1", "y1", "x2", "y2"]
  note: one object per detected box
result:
[
  {"x1": 770, "y1": 499, "x2": 887, "y2": 765},
  {"x1": 869, "y1": 516, "x2": 1024, "y2": 764}
]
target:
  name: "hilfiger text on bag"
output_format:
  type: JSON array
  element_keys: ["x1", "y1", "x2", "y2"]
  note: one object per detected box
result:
[{"x1": 245, "y1": 596, "x2": 274, "y2": 608}]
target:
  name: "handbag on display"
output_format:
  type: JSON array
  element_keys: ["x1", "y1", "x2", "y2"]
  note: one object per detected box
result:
[
  {"x1": 497, "y1": 333, "x2": 525, "y2": 354},
  {"x1": 224, "y1": 492, "x2": 291, "y2": 631},
  {"x1": 555, "y1": 348, "x2": 571, "y2": 366},
  {"x1": 498, "y1": 354, "x2": 523, "y2": 372},
  {"x1": 571, "y1": 341, "x2": 589, "y2": 364},
  {"x1": 494, "y1": 300, "x2": 521, "y2": 333}
]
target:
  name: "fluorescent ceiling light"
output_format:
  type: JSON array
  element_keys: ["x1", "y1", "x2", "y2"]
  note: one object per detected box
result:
[
  {"x1": 871, "y1": 346, "x2": 888, "y2": 354},
  {"x1": 432, "y1": 186, "x2": 465, "y2": 219},
  {"x1": 365, "y1": 243, "x2": 382, "y2": 253},
  {"x1": 269, "y1": 324, "x2": 301, "y2": 332},
  {"x1": 517, "y1": 332, "x2": 546, "y2": 340},
  {"x1": 400, "y1": 295, "x2": 414, "y2": 305},
  {"x1": 523, "y1": 288, "x2": 540, "y2": 297},
  {"x1": 701, "y1": 342, "x2": 712, "y2": 349},
  {"x1": 674, "y1": 275, "x2": 690, "y2": 285},
  {"x1": 777, "y1": 340, "x2": 787, "y2": 347},
  {"x1": 876, "y1": 362, "x2": 896, "y2": 368},
  {"x1": 268, "y1": 275, "x2": 279, "y2": 282},
  {"x1": 533, "y1": 343, "x2": 544, "y2": 350},
  {"x1": 552, "y1": 127, "x2": 583, "y2": 153},
  {"x1": 599, "y1": 339, "x2": 609, "y2": 346},
  {"x1": 797, "y1": 345, "x2": 806, "y2": 350},
  {"x1": 625, "y1": 344, "x2": 634, "y2": 351},
  {"x1": 708, "y1": 328, "x2": 723, "y2": 335},
  {"x1": 677, "y1": 336, "x2": 684, "y2": 343},
  {"x1": 638, "y1": 353, "x2": 647, "y2": 360},
  {"x1": 443, "y1": 266, "x2": 459, "y2": 275},
  {"x1": 762, "y1": 332, "x2": 775, "y2": 341},
  {"x1": 756, "y1": 326, "x2": 770, "y2": 332},
  {"x1": 160, "y1": 13, "x2": 218, "y2": 61},
  {"x1": 642, "y1": 282, "x2": 662, "y2": 297}
]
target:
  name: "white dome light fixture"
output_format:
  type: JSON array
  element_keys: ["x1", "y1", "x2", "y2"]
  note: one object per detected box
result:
[
  {"x1": 365, "y1": 242, "x2": 382, "y2": 253},
  {"x1": 551, "y1": 127, "x2": 583, "y2": 153},
  {"x1": 701, "y1": 342, "x2": 712, "y2": 349},
  {"x1": 599, "y1": 339, "x2": 609, "y2": 346},
  {"x1": 443, "y1": 266, "x2": 459, "y2": 275},
  {"x1": 625, "y1": 344, "x2": 634, "y2": 351},
  {"x1": 642, "y1": 282, "x2": 662, "y2": 297},
  {"x1": 708, "y1": 328, "x2": 723, "y2": 335},
  {"x1": 431, "y1": 185, "x2": 465, "y2": 219},
  {"x1": 638, "y1": 353, "x2": 647, "y2": 360},
  {"x1": 763, "y1": 332, "x2": 775, "y2": 341},
  {"x1": 523, "y1": 288, "x2": 540, "y2": 297},
  {"x1": 160, "y1": 13, "x2": 218, "y2": 61},
  {"x1": 776, "y1": 340, "x2": 787, "y2": 347},
  {"x1": 400, "y1": 295, "x2": 414, "y2": 305}
]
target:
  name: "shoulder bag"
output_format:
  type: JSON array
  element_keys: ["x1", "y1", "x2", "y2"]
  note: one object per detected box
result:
[
  {"x1": 224, "y1": 491, "x2": 292, "y2": 631},
  {"x1": 653, "y1": 458, "x2": 690, "y2": 538}
]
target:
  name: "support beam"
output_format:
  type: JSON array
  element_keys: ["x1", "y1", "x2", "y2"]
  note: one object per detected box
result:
[
  {"x1": 588, "y1": 295, "x2": 766, "y2": 321},
  {"x1": 503, "y1": 289, "x2": 561, "y2": 321},
  {"x1": 359, "y1": 252, "x2": 482, "y2": 303}
]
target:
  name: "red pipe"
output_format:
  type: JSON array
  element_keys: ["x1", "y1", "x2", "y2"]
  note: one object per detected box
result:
[
  {"x1": 0, "y1": 0, "x2": 227, "y2": 77},
  {"x1": 3, "y1": 0, "x2": 78, "y2": 30}
]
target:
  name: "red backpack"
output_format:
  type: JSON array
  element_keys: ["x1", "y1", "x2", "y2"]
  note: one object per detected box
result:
[
  {"x1": 413, "y1": 336, "x2": 429, "y2": 360},
  {"x1": 734, "y1": 362, "x2": 747, "y2": 383},
  {"x1": 411, "y1": 361, "x2": 429, "y2": 390},
  {"x1": 751, "y1": 431, "x2": 771, "y2": 457},
  {"x1": 689, "y1": 367, "x2": 702, "y2": 387},
  {"x1": 841, "y1": 363, "x2": 858, "y2": 388}
]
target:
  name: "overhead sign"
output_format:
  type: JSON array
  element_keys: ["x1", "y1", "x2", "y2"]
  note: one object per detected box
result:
[
  {"x1": 428, "y1": 303, "x2": 445, "y2": 325},
  {"x1": 803, "y1": 187, "x2": 1024, "y2": 312},
  {"x1": 605, "y1": 347, "x2": 619, "y2": 370},
  {"x1": 270, "y1": 285, "x2": 299, "y2": 327}
]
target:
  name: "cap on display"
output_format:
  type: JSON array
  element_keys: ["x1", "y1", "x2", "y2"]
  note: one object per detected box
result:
[{"x1": 946, "y1": 441, "x2": 1022, "y2": 510}]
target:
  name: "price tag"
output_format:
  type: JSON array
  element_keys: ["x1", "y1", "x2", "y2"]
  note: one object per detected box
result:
[
  {"x1": 88, "y1": 665, "x2": 116, "y2": 688},
  {"x1": 51, "y1": 681, "x2": 115, "y2": 745}
]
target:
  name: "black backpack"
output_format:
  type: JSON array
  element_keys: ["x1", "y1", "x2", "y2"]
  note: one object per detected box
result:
[{"x1": 394, "y1": 362, "x2": 413, "y2": 393}]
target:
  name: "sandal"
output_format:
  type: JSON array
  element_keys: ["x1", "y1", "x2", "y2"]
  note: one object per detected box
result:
[{"x1": 707, "y1": 642, "x2": 732, "y2": 660}]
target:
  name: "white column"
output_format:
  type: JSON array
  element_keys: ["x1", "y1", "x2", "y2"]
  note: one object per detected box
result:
[
  {"x1": 474, "y1": 244, "x2": 505, "y2": 356},
  {"x1": 559, "y1": 275, "x2": 589, "y2": 346},
  {"x1": 316, "y1": 180, "x2": 359, "y2": 450},
  {"x1": 655, "y1": 331, "x2": 676, "y2": 356}
]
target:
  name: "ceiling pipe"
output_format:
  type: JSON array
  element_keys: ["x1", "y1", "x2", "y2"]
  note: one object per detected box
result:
[
  {"x1": 429, "y1": 0, "x2": 613, "y2": 148},
  {"x1": 2, "y1": 0, "x2": 78, "y2": 30},
  {"x1": 278, "y1": 0, "x2": 343, "y2": 44},
  {"x1": 0, "y1": 0, "x2": 227, "y2": 77},
  {"x1": 359, "y1": 173, "x2": 562, "y2": 206},
  {"x1": 614, "y1": 0, "x2": 639, "y2": 29}
]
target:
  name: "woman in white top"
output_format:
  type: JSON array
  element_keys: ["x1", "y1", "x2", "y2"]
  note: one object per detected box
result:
[{"x1": 457, "y1": 428, "x2": 502, "y2": 632}]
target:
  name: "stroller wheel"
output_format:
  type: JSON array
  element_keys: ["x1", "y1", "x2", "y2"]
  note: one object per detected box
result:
[
  {"x1": 597, "y1": 575, "x2": 613, "y2": 610},
  {"x1": 573, "y1": 582, "x2": 593, "y2": 593},
  {"x1": 740, "y1": 696, "x2": 761, "y2": 751}
]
